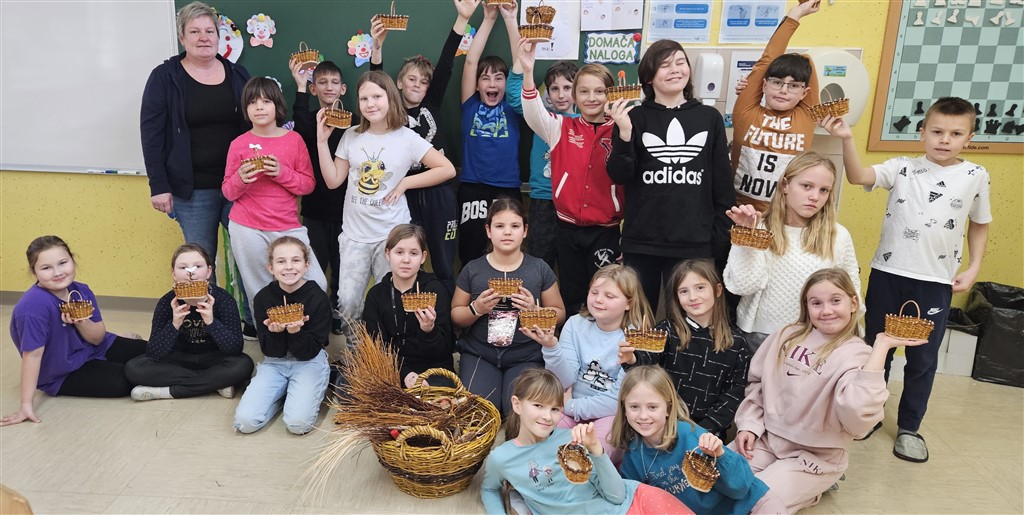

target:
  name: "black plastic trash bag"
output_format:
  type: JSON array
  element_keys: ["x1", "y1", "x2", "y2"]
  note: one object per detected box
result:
[
  {"x1": 947, "y1": 308, "x2": 979, "y2": 336},
  {"x1": 965, "y1": 282, "x2": 1024, "y2": 388}
]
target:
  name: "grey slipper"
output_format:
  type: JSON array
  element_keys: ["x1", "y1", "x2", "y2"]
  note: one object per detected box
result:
[{"x1": 893, "y1": 432, "x2": 929, "y2": 463}]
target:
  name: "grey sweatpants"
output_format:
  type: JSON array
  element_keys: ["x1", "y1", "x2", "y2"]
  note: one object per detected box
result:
[{"x1": 336, "y1": 232, "x2": 389, "y2": 344}]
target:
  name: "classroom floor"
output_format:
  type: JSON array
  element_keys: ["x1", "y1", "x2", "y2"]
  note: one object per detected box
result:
[{"x1": 0, "y1": 302, "x2": 1021, "y2": 514}]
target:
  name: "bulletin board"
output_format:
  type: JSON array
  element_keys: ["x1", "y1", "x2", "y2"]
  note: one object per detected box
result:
[{"x1": 869, "y1": 0, "x2": 1024, "y2": 154}]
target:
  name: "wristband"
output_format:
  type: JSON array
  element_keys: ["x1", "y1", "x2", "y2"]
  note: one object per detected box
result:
[{"x1": 469, "y1": 301, "x2": 480, "y2": 317}]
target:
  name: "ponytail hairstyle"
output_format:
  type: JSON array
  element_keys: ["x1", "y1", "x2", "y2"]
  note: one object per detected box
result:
[
  {"x1": 578, "y1": 264, "x2": 653, "y2": 330},
  {"x1": 506, "y1": 368, "x2": 564, "y2": 440},
  {"x1": 776, "y1": 268, "x2": 861, "y2": 371},
  {"x1": 762, "y1": 151, "x2": 839, "y2": 259},
  {"x1": 664, "y1": 259, "x2": 733, "y2": 352},
  {"x1": 610, "y1": 366, "x2": 694, "y2": 452}
]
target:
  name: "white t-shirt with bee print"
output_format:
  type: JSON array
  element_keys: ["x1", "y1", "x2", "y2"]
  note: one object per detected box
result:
[
  {"x1": 868, "y1": 156, "x2": 992, "y2": 284},
  {"x1": 335, "y1": 126, "x2": 431, "y2": 242}
]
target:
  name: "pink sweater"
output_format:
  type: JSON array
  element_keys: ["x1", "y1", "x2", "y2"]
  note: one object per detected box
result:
[
  {"x1": 223, "y1": 130, "x2": 314, "y2": 231},
  {"x1": 735, "y1": 327, "x2": 887, "y2": 449}
]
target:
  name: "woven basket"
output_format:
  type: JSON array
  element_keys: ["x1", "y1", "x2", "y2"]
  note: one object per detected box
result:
[
  {"x1": 290, "y1": 41, "x2": 320, "y2": 63},
  {"x1": 625, "y1": 328, "x2": 668, "y2": 353},
  {"x1": 484, "y1": 0, "x2": 515, "y2": 5},
  {"x1": 401, "y1": 292, "x2": 437, "y2": 312},
  {"x1": 526, "y1": 1, "x2": 556, "y2": 24},
  {"x1": 808, "y1": 98, "x2": 850, "y2": 121},
  {"x1": 519, "y1": 24, "x2": 554, "y2": 42},
  {"x1": 325, "y1": 99, "x2": 353, "y2": 129},
  {"x1": 376, "y1": 1, "x2": 409, "y2": 30},
  {"x1": 518, "y1": 308, "x2": 558, "y2": 330},
  {"x1": 730, "y1": 225, "x2": 773, "y2": 250},
  {"x1": 884, "y1": 300, "x2": 935, "y2": 340},
  {"x1": 59, "y1": 290, "x2": 94, "y2": 320},
  {"x1": 488, "y1": 278, "x2": 523, "y2": 297},
  {"x1": 173, "y1": 280, "x2": 208, "y2": 303},
  {"x1": 557, "y1": 443, "x2": 593, "y2": 484},
  {"x1": 682, "y1": 446, "x2": 720, "y2": 493},
  {"x1": 371, "y1": 368, "x2": 501, "y2": 499},
  {"x1": 267, "y1": 297, "x2": 304, "y2": 325}
]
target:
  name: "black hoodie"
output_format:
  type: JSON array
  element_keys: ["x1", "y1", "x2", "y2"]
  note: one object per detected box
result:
[
  {"x1": 253, "y1": 280, "x2": 331, "y2": 361},
  {"x1": 363, "y1": 271, "x2": 454, "y2": 384},
  {"x1": 607, "y1": 98, "x2": 734, "y2": 258}
]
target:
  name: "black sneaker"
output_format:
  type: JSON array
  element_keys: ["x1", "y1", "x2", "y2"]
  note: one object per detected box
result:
[{"x1": 243, "y1": 322, "x2": 258, "y2": 341}]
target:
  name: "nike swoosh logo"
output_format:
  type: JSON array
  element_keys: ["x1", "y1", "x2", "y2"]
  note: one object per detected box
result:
[
  {"x1": 786, "y1": 371, "x2": 800, "y2": 376},
  {"x1": 926, "y1": 308, "x2": 943, "y2": 316}
]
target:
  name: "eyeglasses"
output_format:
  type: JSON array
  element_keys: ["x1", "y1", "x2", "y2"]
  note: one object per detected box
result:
[{"x1": 764, "y1": 78, "x2": 807, "y2": 93}]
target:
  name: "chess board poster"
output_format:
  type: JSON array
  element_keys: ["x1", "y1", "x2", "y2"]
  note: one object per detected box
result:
[{"x1": 869, "y1": 0, "x2": 1023, "y2": 154}]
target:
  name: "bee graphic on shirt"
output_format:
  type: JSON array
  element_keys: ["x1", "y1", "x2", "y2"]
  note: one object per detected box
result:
[{"x1": 356, "y1": 147, "x2": 391, "y2": 196}]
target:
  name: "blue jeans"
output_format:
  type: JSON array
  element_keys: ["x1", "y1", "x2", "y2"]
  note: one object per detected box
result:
[
  {"x1": 172, "y1": 189, "x2": 252, "y2": 324},
  {"x1": 233, "y1": 349, "x2": 329, "y2": 435}
]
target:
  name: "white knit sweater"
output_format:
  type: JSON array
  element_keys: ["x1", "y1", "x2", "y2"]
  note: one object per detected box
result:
[{"x1": 724, "y1": 224, "x2": 863, "y2": 334}]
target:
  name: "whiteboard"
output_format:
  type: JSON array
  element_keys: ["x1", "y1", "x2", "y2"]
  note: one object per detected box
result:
[{"x1": 0, "y1": 0, "x2": 177, "y2": 175}]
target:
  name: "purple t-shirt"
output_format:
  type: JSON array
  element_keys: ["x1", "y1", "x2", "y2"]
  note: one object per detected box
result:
[{"x1": 10, "y1": 281, "x2": 116, "y2": 395}]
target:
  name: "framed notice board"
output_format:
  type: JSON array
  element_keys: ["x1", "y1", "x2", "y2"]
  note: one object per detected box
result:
[{"x1": 869, "y1": 0, "x2": 1024, "y2": 154}]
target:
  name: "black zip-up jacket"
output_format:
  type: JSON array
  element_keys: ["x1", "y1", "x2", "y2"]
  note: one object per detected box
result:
[{"x1": 253, "y1": 280, "x2": 331, "y2": 361}]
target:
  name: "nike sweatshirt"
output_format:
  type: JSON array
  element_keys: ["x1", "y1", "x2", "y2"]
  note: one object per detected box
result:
[{"x1": 607, "y1": 98, "x2": 734, "y2": 258}]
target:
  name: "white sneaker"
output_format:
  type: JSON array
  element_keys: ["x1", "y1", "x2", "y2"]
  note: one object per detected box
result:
[
  {"x1": 217, "y1": 386, "x2": 235, "y2": 399},
  {"x1": 131, "y1": 385, "x2": 164, "y2": 401}
]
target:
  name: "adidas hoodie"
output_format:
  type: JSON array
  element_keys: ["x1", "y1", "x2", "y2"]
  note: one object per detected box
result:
[{"x1": 607, "y1": 98, "x2": 734, "y2": 258}]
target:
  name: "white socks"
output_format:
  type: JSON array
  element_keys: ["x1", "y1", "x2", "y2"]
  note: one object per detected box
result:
[{"x1": 131, "y1": 385, "x2": 172, "y2": 401}]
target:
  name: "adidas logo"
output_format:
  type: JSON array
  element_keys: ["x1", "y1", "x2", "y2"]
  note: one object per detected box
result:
[
  {"x1": 936, "y1": 181, "x2": 946, "y2": 187},
  {"x1": 928, "y1": 191, "x2": 942, "y2": 202},
  {"x1": 641, "y1": 119, "x2": 708, "y2": 164},
  {"x1": 883, "y1": 252, "x2": 892, "y2": 261},
  {"x1": 899, "y1": 168, "x2": 907, "y2": 176}
]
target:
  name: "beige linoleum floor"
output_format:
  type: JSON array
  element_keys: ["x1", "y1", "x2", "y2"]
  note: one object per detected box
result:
[{"x1": 1, "y1": 303, "x2": 1021, "y2": 514}]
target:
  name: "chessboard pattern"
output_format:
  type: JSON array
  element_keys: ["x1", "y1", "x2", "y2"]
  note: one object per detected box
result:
[{"x1": 880, "y1": 0, "x2": 1023, "y2": 144}]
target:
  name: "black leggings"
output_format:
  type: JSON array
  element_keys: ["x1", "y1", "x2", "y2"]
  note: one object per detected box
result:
[{"x1": 56, "y1": 337, "x2": 147, "y2": 398}]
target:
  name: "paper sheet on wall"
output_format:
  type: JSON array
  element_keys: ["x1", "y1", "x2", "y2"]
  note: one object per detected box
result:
[
  {"x1": 646, "y1": 1, "x2": 712, "y2": 44},
  {"x1": 725, "y1": 50, "x2": 762, "y2": 126},
  {"x1": 718, "y1": 0, "x2": 787, "y2": 44},
  {"x1": 520, "y1": 0, "x2": 581, "y2": 60},
  {"x1": 580, "y1": 0, "x2": 644, "y2": 31}
]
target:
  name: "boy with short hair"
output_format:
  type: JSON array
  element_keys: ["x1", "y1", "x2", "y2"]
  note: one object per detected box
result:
[
  {"x1": 457, "y1": 1, "x2": 523, "y2": 264},
  {"x1": 821, "y1": 96, "x2": 991, "y2": 463},
  {"x1": 732, "y1": 0, "x2": 821, "y2": 213},
  {"x1": 507, "y1": 60, "x2": 580, "y2": 271},
  {"x1": 289, "y1": 59, "x2": 349, "y2": 334},
  {"x1": 368, "y1": 0, "x2": 478, "y2": 293}
]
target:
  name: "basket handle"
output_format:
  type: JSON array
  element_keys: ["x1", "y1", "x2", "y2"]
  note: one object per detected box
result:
[
  {"x1": 66, "y1": 289, "x2": 84, "y2": 303},
  {"x1": 298, "y1": 40, "x2": 308, "y2": 52},
  {"x1": 394, "y1": 425, "x2": 452, "y2": 459},
  {"x1": 415, "y1": 368, "x2": 465, "y2": 394},
  {"x1": 898, "y1": 300, "x2": 921, "y2": 318},
  {"x1": 391, "y1": 0, "x2": 396, "y2": 15},
  {"x1": 330, "y1": 98, "x2": 342, "y2": 110},
  {"x1": 690, "y1": 445, "x2": 718, "y2": 466}
]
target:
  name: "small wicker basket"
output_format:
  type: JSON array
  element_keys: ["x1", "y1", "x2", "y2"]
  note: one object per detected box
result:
[
  {"x1": 557, "y1": 443, "x2": 593, "y2": 484},
  {"x1": 625, "y1": 328, "x2": 668, "y2": 353},
  {"x1": 325, "y1": 99, "x2": 353, "y2": 129},
  {"x1": 488, "y1": 277, "x2": 523, "y2": 297},
  {"x1": 519, "y1": 24, "x2": 554, "y2": 43},
  {"x1": 808, "y1": 98, "x2": 851, "y2": 121},
  {"x1": 376, "y1": 1, "x2": 409, "y2": 30},
  {"x1": 174, "y1": 280, "x2": 209, "y2": 305},
  {"x1": 267, "y1": 296, "x2": 305, "y2": 325},
  {"x1": 526, "y1": 1, "x2": 557, "y2": 24},
  {"x1": 884, "y1": 300, "x2": 935, "y2": 340},
  {"x1": 59, "y1": 290, "x2": 94, "y2": 321},
  {"x1": 682, "y1": 446, "x2": 720, "y2": 493},
  {"x1": 518, "y1": 308, "x2": 558, "y2": 330},
  {"x1": 290, "y1": 41, "x2": 320, "y2": 63},
  {"x1": 401, "y1": 292, "x2": 437, "y2": 312},
  {"x1": 484, "y1": 0, "x2": 515, "y2": 6},
  {"x1": 730, "y1": 225, "x2": 773, "y2": 250},
  {"x1": 242, "y1": 143, "x2": 266, "y2": 172},
  {"x1": 607, "y1": 70, "x2": 642, "y2": 102}
]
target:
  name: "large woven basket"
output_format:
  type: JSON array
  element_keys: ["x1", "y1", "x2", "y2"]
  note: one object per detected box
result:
[
  {"x1": 682, "y1": 446, "x2": 720, "y2": 493},
  {"x1": 884, "y1": 300, "x2": 935, "y2": 340},
  {"x1": 370, "y1": 368, "x2": 500, "y2": 499}
]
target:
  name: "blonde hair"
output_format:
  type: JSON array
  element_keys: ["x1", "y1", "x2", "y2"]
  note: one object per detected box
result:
[
  {"x1": 355, "y1": 71, "x2": 408, "y2": 133},
  {"x1": 610, "y1": 366, "x2": 694, "y2": 452},
  {"x1": 573, "y1": 64, "x2": 613, "y2": 99},
  {"x1": 776, "y1": 268, "x2": 861, "y2": 370},
  {"x1": 578, "y1": 264, "x2": 653, "y2": 331},
  {"x1": 176, "y1": 2, "x2": 218, "y2": 39},
  {"x1": 664, "y1": 260, "x2": 734, "y2": 352},
  {"x1": 762, "y1": 152, "x2": 839, "y2": 259},
  {"x1": 506, "y1": 368, "x2": 564, "y2": 440}
]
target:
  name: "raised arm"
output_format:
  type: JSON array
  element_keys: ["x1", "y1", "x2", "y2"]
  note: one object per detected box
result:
[
  {"x1": 461, "y1": 3, "x2": 498, "y2": 102},
  {"x1": 370, "y1": 16, "x2": 387, "y2": 69},
  {"x1": 315, "y1": 110, "x2": 350, "y2": 189},
  {"x1": 422, "y1": 1, "x2": 479, "y2": 109},
  {"x1": 819, "y1": 115, "x2": 877, "y2": 186},
  {"x1": 497, "y1": 1, "x2": 521, "y2": 59}
]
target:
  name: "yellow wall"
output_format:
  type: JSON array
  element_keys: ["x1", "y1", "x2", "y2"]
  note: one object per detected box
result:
[{"x1": 1, "y1": 1, "x2": 1021, "y2": 300}]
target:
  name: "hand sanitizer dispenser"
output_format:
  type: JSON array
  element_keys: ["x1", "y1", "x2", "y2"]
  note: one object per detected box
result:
[{"x1": 694, "y1": 53, "x2": 724, "y2": 106}]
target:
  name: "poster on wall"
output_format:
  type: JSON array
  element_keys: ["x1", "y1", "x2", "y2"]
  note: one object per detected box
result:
[
  {"x1": 725, "y1": 50, "x2": 762, "y2": 125},
  {"x1": 520, "y1": 0, "x2": 582, "y2": 60},
  {"x1": 718, "y1": 0, "x2": 787, "y2": 43},
  {"x1": 584, "y1": 31, "x2": 642, "y2": 63},
  {"x1": 646, "y1": 1, "x2": 712, "y2": 44},
  {"x1": 580, "y1": 0, "x2": 644, "y2": 31}
]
